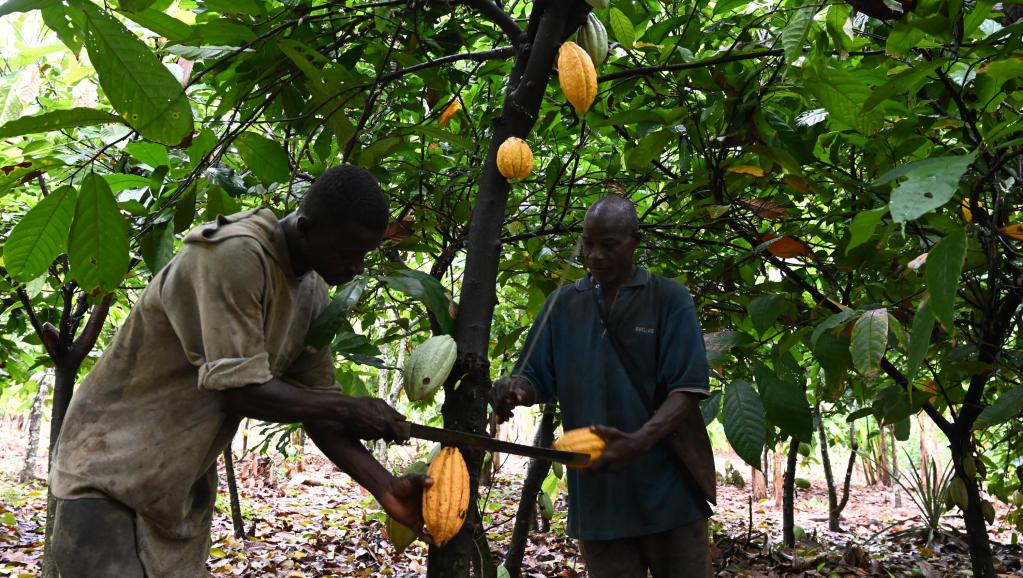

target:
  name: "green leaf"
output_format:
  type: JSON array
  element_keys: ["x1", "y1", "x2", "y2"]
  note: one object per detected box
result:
[
  {"x1": 625, "y1": 130, "x2": 672, "y2": 172},
  {"x1": 924, "y1": 227, "x2": 967, "y2": 333},
  {"x1": 811, "y1": 308, "x2": 858, "y2": 347},
  {"x1": 701, "y1": 390, "x2": 722, "y2": 426},
  {"x1": 234, "y1": 132, "x2": 290, "y2": 184},
  {"x1": 608, "y1": 8, "x2": 636, "y2": 49},
  {"x1": 120, "y1": 9, "x2": 192, "y2": 42},
  {"x1": 886, "y1": 21, "x2": 926, "y2": 56},
  {"x1": 0, "y1": 158, "x2": 65, "y2": 197},
  {"x1": 356, "y1": 136, "x2": 403, "y2": 168},
  {"x1": 804, "y1": 67, "x2": 883, "y2": 134},
  {"x1": 203, "y1": 186, "x2": 240, "y2": 221},
  {"x1": 69, "y1": 173, "x2": 130, "y2": 293},
  {"x1": 4, "y1": 185, "x2": 77, "y2": 282},
  {"x1": 906, "y1": 297, "x2": 934, "y2": 381},
  {"x1": 825, "y1": 3, "x2": 853, "y2": 53},
  {"x1": 125, "y1": 141, "x2": 169, "y2": 168},
  {"x1": 851, "y1": 308, "x2": 888, "y2": 378},
  {"x1": 846, "y1": 207, "x2": 887, "y2": 254},
  {"x1": 753, "y1": 362, "x2": 813, "y2": 442},
  {"x1": 381, "y1": 269, "x2": 455, "y2": 335},
  {"x1": 140, "y1": 221, "x2": 175, "y2": 275},
  {"x1": 0, "y1": 108, "x2": 124, "y2": 139},
  {"x1": 781, "y1": 6, "x2": 815, "y2": 62},
  {"x1": 749, "y1": 294, "x2": 783, "y2": 334},
  {"x1": 723, "y1": 379, "x2": 765, "y2": 470},
  {"x1": 116, "y1": 0, "x2": 157, "y2": 11},
  {"x1": 103, "y1": 173, "x2": 153, "y2": 193},
  {"x1": 306, "y1": 277, "x2": 368, "y2": 349},
  {"x1": 0, "y1": 0, "x2": 59, "y2": 16},
  {"x1": 862, "y1": 60, "x2": 945, "y2": 113},
  {"x1": 975, "y1": 386, "x2": 1023, "y2": 429},
  {"x1": 881, "y1": 154, "x2": 976, "y2": 223},
  {"x1": 81, "y1": 3, "x2": 193, "y2": 145}
]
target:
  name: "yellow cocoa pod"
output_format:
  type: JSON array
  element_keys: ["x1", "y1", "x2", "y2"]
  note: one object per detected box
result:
[
  {"x1": 558, "y1": 41, "x2": 597, "y2": 114},
  {"x1": 552, "y1": 427, "x2": 606, "y2": 469},
  {"x1": 422, "y1": 447, "x2": 470, "y2": 547},
  {"x1": 496, "y1": 137, "x2": 534, "y2": 180}
]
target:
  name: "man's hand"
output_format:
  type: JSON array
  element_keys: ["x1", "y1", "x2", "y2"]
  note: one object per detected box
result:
[
  {"x1": 589, "y1": 425, "x2": 649, "y2": 473},
  {"x1": 489, "y1": 376, "x2": 536, "y2": 423},
  {"x1": 340, "y1": 397, "x2": 409, "y2": 441},
  {"x1": 378, "y1": 473, "x2": 435, "y2": 543}
]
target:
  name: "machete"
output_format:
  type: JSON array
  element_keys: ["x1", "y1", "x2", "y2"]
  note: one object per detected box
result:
[{"x1": 397, "y1": 422, "x2": 590, "y2": 467}]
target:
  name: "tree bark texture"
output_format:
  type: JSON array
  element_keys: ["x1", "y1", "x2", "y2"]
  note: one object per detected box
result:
[
  {"x1": 428, "y1": 2, "x2": 591, "y2": 576},
  {"x1": 782, "y1": 437, "x2": 799, "y2": 547},
  {"x1": 223, "y1": 448, "x2": 246, "y2": 539},
  {"x1": 19, "y1": 373, "x2": 49, "y2": 484},
  {"x1": 951, "y1": 434, "x2": 996, "y2": 577},
  {"x1": 504, "y1": 404, "x2": 557, "y2": 578},
  {"x1": 816, "y1": 412, "x2": 840, "y2": 532}
]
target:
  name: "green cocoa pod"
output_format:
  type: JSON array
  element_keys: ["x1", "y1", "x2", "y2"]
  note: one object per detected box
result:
[
  {"x1": 795, "y1": 477, "x2": 811, "y2": 489},
  {"x1": 538, "y1": 492, "x2": 555, "y2": 520},
  {"x1": 576, "y1": 13, "x2": 609, "y2": 67},
  {"x1": 963, "y1": 455, "x2": 977, "y2": 480},
  {"x1": 403, "y1": 335, "x2": 457, "y2": 402},
  {"x1": 1010, "y1": 490, "x2": 1023, "y2": 507},
  {"x1": 949, "y1": 477, "x2": 970, "y2": 510},
  {"x1": 982, "y1": 500, "x2": 996, "y2": 525}
]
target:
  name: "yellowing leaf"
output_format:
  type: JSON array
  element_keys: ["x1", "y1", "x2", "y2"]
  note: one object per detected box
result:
[
  {"x1": 998, "y1": 223, "x2": 1023, "y2": 241},
  {"x1": 727, "y1": 165, "x2": 767, "y2": 177},
  {"x1": 634, "y1": 41, "x2": 660, "y2": 48},
  {"x1": 961, "y1": 200, "x2": 972, "y2": 223},
  {"x1": 437, "y1": 99, "x2": 461, "y2": 129}
]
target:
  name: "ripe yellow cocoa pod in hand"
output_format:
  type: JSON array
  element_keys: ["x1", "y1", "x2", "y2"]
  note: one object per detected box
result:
[
  {"x1": 423, "y1": 447, "x2": 470, "y2": 547},
  {"x1": 552, "y1": 427, "x2": 606, "y2": 469},
  {"x1": 496, "y1": 137, "x2": 534, "y2": 180},
  {"x1": 558, "y1": 41, "x2": 598, "y2": 114}
]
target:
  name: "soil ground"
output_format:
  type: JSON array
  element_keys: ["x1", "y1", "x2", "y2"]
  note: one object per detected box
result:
[{"x1": 1, "y1": 418, "x2": 1021, "y2": 577}]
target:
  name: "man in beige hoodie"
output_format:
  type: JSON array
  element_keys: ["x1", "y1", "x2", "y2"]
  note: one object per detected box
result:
[{"x1": 50, "y1": 165, "x2": 429, "y2": 577}]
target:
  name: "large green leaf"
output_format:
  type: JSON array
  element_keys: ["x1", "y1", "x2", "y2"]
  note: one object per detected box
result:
[
  {"x1": 749, "y1": 294, "x2": 783, "y2": 334},
  {"x1": 878, "y1": 153, "x2": 976, "y2": 223},
  {"x1": 781, "y1": 6, "x2": 815, "y2": 62},
  {"x1": 381, "y1": 268, "x2": 455, "y2": 335},
  {"x1": 306, "y1": 277, "x2": 369, "y2": 349},
  {"x1": 723, "y1": 379, "x2": 765, "y2": 470},
  {"x1": 140, "y1": 221, "x2": 176, "y2": 275},
  {"x1": 850, "y1": 308, "x2": 888, "y2": 379},
  {"x1": 861, "y1": 60, "x2": 945, "y2": 113},
  {"x1": 753, "y1": 362, "x2": 813, "y2": 442},
  {"x1": 924, "y1": 227, "x2": 967, "y2": 333},
  {"x1": 0, "y1": 158, "x2": 65, "y2": 197},
  {"x1": 625, "y1": 130, "x2": 672, "y2": 172},
  {"x1": 69, "y1": 173, "x2": 130, "y2": 293},
  {"x1": 846, "y1": 207, "x2": 886, "y2": 254},
  {"x1": 234, "y1": 132, "x2": 291, "y2": 184},
  {"x1": 4, "y1": 185, "x2": 77, "y2": 282},
  {"x1": 119, "y1": 8, "x2": 192, "y2": 42},
  {"x1": 975, "y1": 386, "x2": 1023, "y2": 429},
  {"x1": 81, "y1": 2, "x2": 193, "y2": 145},
  {"x1": 0, "y1": 0, "x2": 59, "y2": 16},
  {"x1": 811, "y1": 308, "x2": 858, "y2": 347},
  {"x1": 608, "y1": 8, "x2": 636, "y2": 49},
  {"x1": 906, "y1": 297, "x2": 934, "y2": 381},
  {"x1": 825, "y1": 3, "x2": 853, "y2": 53},
  {"x1": 701, "y1": 390, "x2": 722, "y2": 426},
  {"x1": 804, "y1": 67, "x2": 882, "y2": 134}
]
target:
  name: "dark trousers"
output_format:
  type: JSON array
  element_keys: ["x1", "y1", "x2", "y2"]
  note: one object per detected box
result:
[
  {"x1": 52, "y1": 498, "x2": 146, "y2": 578},
  {"x1": 580, "y1": 517, "x2": 711, "y2": 578}
]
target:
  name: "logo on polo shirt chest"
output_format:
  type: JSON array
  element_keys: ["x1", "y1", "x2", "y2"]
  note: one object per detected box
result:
[{"x1": 634, "y1": 325, "x2": 655, "y2": 335}]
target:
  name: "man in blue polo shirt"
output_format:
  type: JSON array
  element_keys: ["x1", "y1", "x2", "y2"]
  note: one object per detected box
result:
[{"x1": 491, "y1": 195, "x2": 713, "y2": 577}]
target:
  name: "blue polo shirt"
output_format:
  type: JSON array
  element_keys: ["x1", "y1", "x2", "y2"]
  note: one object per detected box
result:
[{"x1": 515, "y1": 268, "x2": 712, "y2": 540}]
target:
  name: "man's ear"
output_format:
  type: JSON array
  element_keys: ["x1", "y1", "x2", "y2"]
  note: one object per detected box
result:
[{"x1": 295, "y1": 214, "x2": 312, "y2": 235}]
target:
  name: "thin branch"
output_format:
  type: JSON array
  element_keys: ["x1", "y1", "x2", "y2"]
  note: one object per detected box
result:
[
  {"x1": 68, "y1": 293, "x2": 114, "y2": 365},
  {"x1": 462, "y1": 0, "x2": 524, "y2": 45},
  {"x1": 377, "y1": 46, "x2": 515, "y2": 85}
]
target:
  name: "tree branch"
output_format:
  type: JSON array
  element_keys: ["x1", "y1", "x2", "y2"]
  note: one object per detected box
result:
[
  {"x1": 68, "y1": 293, "x2": 113, "y2": 366},
  {"x1": 377, "y1": 46, "x2": 515, "y2": 85},
  {"x1": 461, "y1": 0, "x2": 524, "y2": 45}
]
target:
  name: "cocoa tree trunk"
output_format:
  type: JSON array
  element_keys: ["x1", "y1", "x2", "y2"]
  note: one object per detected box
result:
[
  {"x1": 223, "y1": 448, "x2": 246, "y2": 539},
  {"x1": 504, "y1": 404, "x2": 557, "y2": 577},
  {"x1": 19, "y1": 373, "x2": 50, "y2": 484},
  {"x1": 428, "y1": 2, "x2": 590, "y2": 576},
  {"x1": 816, "y1": 410, "x2": 839, "y2": 531},
  {"x1": 950, "y1": 433, "x2": 996, "y2": 577},
  {"x1": 782, "y1": 437, "x2": 799, "y2": 547},
  {"x1": 42, "y1": 359, "x2": 82, "y2": 578}
]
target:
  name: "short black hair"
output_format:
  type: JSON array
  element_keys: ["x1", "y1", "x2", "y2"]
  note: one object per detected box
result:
[
  {"x1": 299, "y1": 165, "x2": 388, "y2": 231},
  {"x1": 585, "y1": 195, "x2": 639, "y2": 234}
]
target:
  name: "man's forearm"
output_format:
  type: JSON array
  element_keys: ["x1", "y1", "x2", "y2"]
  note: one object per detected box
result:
[
  {"x1": 303, "y1": 420, "x2": 391, "y2": 496},
  {"x1": 219, "y1": 379, "x2": 347, "y2": 423},
  {"x1": 633, "y1": 391, "x2": 702, "y2": 451}
]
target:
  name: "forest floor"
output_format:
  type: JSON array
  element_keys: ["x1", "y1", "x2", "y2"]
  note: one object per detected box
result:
[{"x1": 1, "y1": 421, "x2": 1022, "y2": 577}]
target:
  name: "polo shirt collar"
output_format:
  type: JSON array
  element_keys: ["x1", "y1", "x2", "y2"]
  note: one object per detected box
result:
[{"x1": 574, "y1": 267, "x2": 650, "y2": 291}]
